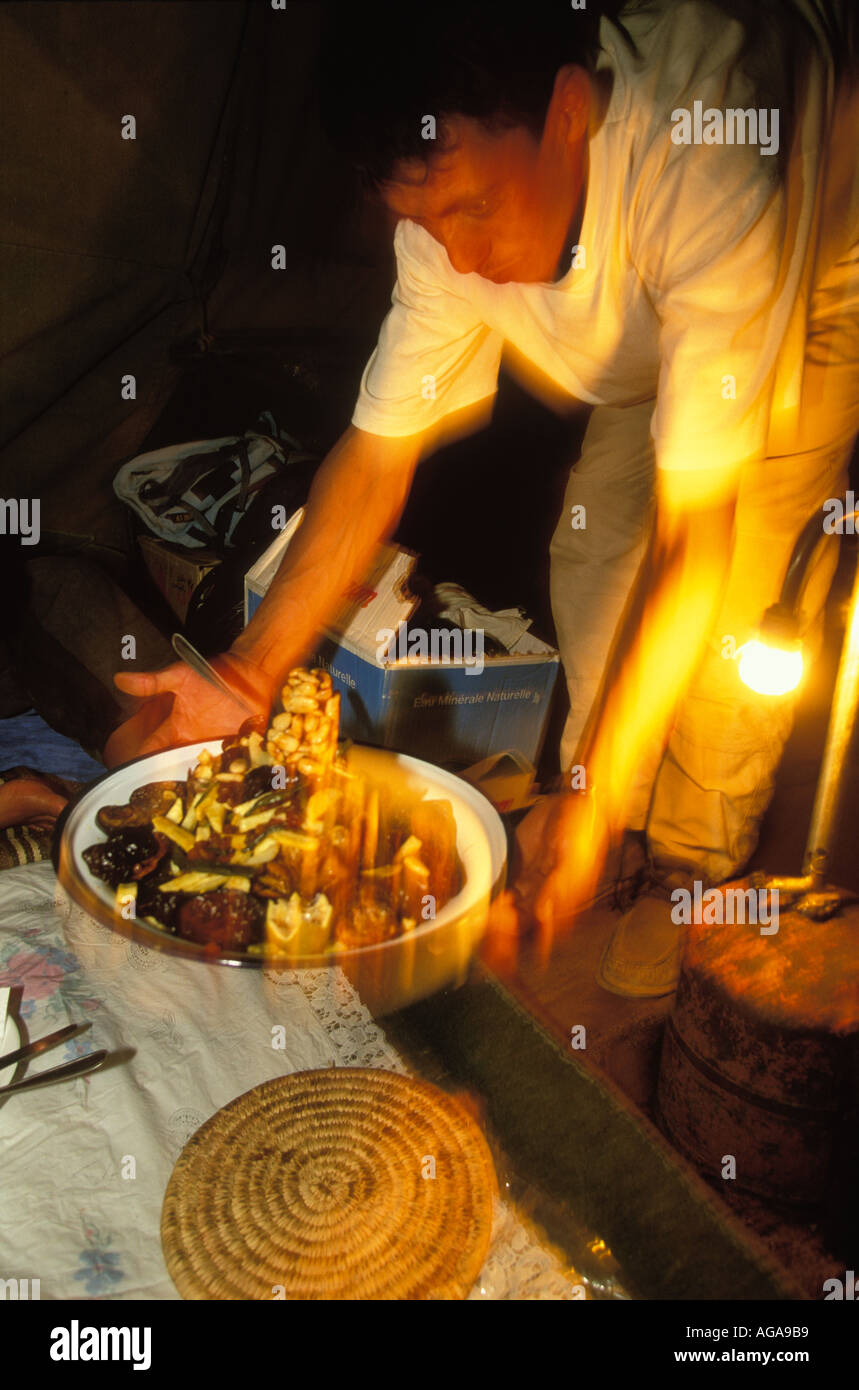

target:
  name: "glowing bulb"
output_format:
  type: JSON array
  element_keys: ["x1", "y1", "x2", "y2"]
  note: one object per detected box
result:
[{"x1": 738, "y1": 640, "x2": 803, "y2": 696}]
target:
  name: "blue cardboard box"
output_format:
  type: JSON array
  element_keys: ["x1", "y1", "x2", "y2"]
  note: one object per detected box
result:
[{"x1": 245, "y1": 512, "x2": 560, "y2": 774}]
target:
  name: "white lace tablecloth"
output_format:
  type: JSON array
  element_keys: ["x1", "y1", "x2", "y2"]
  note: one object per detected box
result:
[{"x1": 0, "y1": 863, "x2": 583, "y2": 1300}]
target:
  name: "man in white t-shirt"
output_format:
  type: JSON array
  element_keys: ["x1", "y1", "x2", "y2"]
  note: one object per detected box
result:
[{"x1": 111, "y1": 1, "x2": 859, "y2": 995}]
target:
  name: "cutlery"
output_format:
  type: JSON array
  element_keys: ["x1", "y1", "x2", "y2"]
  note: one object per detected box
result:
[
  {"x1": 0, "y1": 1049, "x2": 108, "y2": 1095},
  {"x1": 171, "y1": 633, "x2": 258, "y2": 714},
  {"x1": 0, "y1": 1021, "x2": 91, "y2": 1072}
]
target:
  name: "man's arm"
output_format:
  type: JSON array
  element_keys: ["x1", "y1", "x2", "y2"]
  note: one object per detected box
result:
[
  {"x1": 232, "y1": 424, "x2": 423, "y2": 686},
  {"x1": 511, "y1": 466, "x2": 739, "y2": 938},
  {"x1": 575, "y1": 467, "x2": 738, "y2": 825},
  {"x1": 106, "y1": 425, "x2": 426, "y2": 763}
]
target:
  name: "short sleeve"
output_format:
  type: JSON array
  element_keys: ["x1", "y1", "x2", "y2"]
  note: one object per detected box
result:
[{"x1": 351, "y1": 220, "x2": 504, "y2": 438}]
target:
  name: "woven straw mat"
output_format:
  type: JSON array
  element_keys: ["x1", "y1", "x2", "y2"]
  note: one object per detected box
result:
[{"x1": 161, "y1": 1067, "x2": 497, "y2": 1299}]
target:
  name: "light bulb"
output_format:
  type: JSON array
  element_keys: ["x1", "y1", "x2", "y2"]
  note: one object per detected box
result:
[{"x1": 738, "y1": 639, "x2": 803, "y2": 696}]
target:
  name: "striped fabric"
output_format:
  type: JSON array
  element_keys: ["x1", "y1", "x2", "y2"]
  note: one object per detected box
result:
[{"x1": 0, "y1": 769, "x2": 82, "y2": 871}]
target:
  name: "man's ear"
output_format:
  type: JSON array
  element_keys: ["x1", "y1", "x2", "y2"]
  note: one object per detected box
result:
[{"x1": 548, "y1": 65, "x2": 591, "y2": 145}]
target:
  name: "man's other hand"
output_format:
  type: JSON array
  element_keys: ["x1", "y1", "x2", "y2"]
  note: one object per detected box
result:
[{"x1": 508, "y1": 791, "x2": 611, "y2": 955}]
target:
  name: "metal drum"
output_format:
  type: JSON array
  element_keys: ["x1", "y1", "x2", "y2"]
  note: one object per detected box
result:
[{"x1": 656, "y1": 882, "x2": 859, "y2": 1204}]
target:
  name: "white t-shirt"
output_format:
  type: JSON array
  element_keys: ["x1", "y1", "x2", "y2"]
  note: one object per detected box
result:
[{"x1": 351, "y1": 0, "x2": 850, "y2": 477}]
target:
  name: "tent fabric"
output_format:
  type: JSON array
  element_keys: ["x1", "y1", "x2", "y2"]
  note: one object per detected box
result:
[
  {"x1": 1, "y1": 0, "x2": 243, "y2": 537},
  {"x1": 0, "y1": 1, "x2": 393, "y2": 545}
]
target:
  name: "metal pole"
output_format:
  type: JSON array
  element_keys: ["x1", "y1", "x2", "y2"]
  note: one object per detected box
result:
[{"x1": 802, "y1": 551, "x2": 859, "y2": 885}]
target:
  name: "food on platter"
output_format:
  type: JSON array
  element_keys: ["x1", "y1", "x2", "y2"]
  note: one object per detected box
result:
[{"x1": 83, "y1": 667, "x2": 461, "y2": 956}]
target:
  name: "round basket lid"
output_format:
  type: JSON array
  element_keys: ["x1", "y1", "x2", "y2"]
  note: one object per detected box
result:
[{"x1": 161, "y1": 1067, "x2": 496, "y2": 1299}]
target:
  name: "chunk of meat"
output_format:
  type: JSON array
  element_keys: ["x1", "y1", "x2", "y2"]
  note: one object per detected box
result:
[
  {"x1": 83, "y1": 827, "x2": 168, "y2": 887},
  {"x1": 177, "y1": 888, "x2": 265, "y2": 950},
  {"x1": 214, "y1": 779, "x2": 249, "y2": 807},
  {"x1": 219, "y1": 746, "x2": 250, "y2": 775},
  {"x1": 95, "y1": 803, "x2": 149, "y2": 833},
  {"x1": 239, "y1": 715, "x2": 269, "y2": 738},
  {"x1": 185, "y1": 833, "x2": 234, "y2": 865},
  {"x1": 241, "y1": 763, "x2": 299, "y2": 803},
  {"x1": 129, "y1": 782, "x2": 185, "y2": 815},
  {"x1": 136, "y1": 868, "x2": 184, "y2": 931},
  {"x1": 97, "y1": 781, "x2": 184, "y2": 831}
]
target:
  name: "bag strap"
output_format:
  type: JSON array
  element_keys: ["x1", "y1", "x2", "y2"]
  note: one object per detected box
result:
[
  {"x1": 233, "y1": 437, "x2": 251, "y2": 515},
  {"x1": 172, "y1": 499, "x2": 221, "y2": 543},
  {"x1": 156, "y1": 443, "x2": 239, "y2": 506}
]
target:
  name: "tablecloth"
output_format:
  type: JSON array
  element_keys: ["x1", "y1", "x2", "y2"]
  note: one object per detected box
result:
[{"x1": 0, "y1": 862, "x2": 583, "y2": 1300}]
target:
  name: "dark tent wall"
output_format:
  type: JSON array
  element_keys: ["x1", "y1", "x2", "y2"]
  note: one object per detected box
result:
[
  {"x1": 0, "y1": 0, "x2": 577, "y2": 751},
  {"x1": 0, "y1": 0, "x2": 395, "y2": 545}
]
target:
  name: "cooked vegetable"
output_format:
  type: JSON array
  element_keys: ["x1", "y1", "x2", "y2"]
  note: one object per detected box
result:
[
  {"x1": 151, "y1": 816, "x2": 195, "y2": 853},
  {"x1": 266, "y1": 892, "x2": 333, "y2": 955}
]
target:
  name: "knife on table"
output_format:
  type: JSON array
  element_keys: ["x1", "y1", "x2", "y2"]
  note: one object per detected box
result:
[
  {"x1": 0, "y1": 1050, "x2": 108, "y2": 1095},
  {"x1": 0, "y1": 1021, "x2": 91, "y2": 1072}
]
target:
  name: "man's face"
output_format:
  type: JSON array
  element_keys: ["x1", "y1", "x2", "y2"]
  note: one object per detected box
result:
[{"x1": 380, "y1": 91, "x2": 588, "y2": 285}]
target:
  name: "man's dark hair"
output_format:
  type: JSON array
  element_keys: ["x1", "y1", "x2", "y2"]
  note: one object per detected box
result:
[
  {"x1": 318, "y1": 2, "x2": 630, "y2": 188},
  {"x1": 318, "y1": 1, "x2": 857, "y2": 189}
]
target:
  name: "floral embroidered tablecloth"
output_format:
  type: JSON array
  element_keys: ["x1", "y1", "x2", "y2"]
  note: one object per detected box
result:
[{"x1": 0, "y1": 863, "x2": 583, "y2": 1300}]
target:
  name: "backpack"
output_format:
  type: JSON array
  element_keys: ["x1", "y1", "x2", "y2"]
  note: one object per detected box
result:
[{"x1": 113, "y1": 428, "x2": 316, "y2": 551}]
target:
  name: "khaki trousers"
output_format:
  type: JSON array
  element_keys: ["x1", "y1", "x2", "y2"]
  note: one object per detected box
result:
[{"x1": 550, "y1": 238, "x2": 859, "y2": 884}]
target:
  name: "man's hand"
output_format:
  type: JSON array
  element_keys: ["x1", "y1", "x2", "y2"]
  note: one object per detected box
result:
[
  {"x1": 104, "y1": 651, "x2": 274, "y2": 767},
  {"x1": 484, "y1": 791, "x2": 612, "y2": 969},
  {"x1": 515, "y1": 790, "x2": 606, "y2": 911},
  {"x1": 516, "y1": 791, "x2": 612, "y2": 941}
]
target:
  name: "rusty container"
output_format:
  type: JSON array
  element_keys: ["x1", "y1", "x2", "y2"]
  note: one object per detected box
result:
[{"x1": 656, "y1": 883, "x2": 859, "y2": 1205}]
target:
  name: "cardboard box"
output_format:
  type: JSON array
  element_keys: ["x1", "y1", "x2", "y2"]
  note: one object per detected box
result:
[
  {"x1": 245, "y1": 510, "x2": 560, "y2": 775},
  {"x1": 459, "y1": 751, "x2": 541, "y2": 815},
  {"x1": 139, "y1": 534, "x2": 220, "y2": 622}
]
